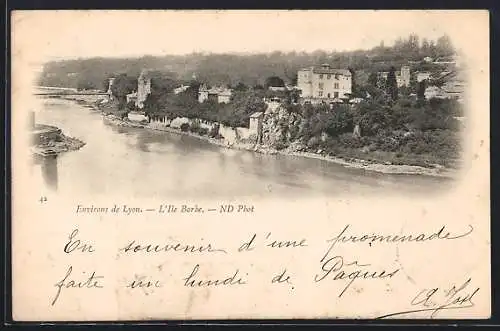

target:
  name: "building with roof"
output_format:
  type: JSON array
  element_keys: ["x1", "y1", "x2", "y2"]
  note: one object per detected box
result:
[
  {"x1": 126, "y1": 91, "x2": 138, "y2": 104},
  {"x1": 297, "y1": 64, "x2": 352, "y2": 102},
  {"x1": 198, "y1": 85, "x2": 233, "y2": 104},
  {"x1": 377, "y1": 65, "x2": 411, "y2": 88}
]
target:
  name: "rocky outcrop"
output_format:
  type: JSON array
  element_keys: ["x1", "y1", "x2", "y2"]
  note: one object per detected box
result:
[{"x1": 261, "y1": 103, "x2": 301, "y2": 149}]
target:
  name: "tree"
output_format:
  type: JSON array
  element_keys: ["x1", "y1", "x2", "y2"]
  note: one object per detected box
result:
[
  {"x1": 417, "y1": 80, "x2": 427, "y2": 100},
  {"x1": 234, "y1": 82, "x2": 248, "y2": 91},
  {"x1": 408, "y1": 34, "x2": 420, "y2": 51},
  {"x1": 102, "y1": 78, "x2": 111, "y2": 92},
  {"x1": 325, "y1": 105, "x2": 353, "y2": 137},
  {"x1": 367, "y1": 72, "x2": 378, "y2": 87},
  {"x1": 429, "y1": 40, "x2": 438, "y2": 59},
  {"x1": 76, "y1": 79, "x2": 97, "y2": 91},
  {"x1": 265, "y1": 76, "x2": 285, "y2": 88},
  {"x1": 436, "y1": 34, "x2": 455, "y2": 57},
  {"x1": 348, "y1": 67, "x2": 357, "y2": 97},
  {"x1": 421, "y1": 38, "x2": 430, "y2": 56},
  {"x1": 111, "y1": 74, "x2": 138, "y2": 109},
  {"x1": 386, "y1": 66, "x2": 399, "y2": 101},
  {"x1": 286, "y1": 88, "x2": 301, "y2": 104}
]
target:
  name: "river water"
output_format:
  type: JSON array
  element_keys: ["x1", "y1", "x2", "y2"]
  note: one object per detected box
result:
[{"x1": 32, "y1": 98, "x2": 453, "y2": 199}]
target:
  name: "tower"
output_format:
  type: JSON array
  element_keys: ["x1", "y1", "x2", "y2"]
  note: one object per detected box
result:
[
  {"x1": 107, "y1": 78, "x2": 115, "y2": 100},
  {"x1": 136, "y1": 70, "x2": 152, "y2": 109}
]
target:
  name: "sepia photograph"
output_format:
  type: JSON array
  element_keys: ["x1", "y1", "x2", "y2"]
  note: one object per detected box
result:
[
  {"x1": 11, "y1": 10, "x2": 490, "y2": 321},
  {"x1": 27, "y1": 11, "x2": 468, "y2": 199}
]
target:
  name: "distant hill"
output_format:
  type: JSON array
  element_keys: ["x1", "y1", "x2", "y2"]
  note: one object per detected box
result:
[{"x1": 37, "y1": 34, "x2": 456, "y2": 90}]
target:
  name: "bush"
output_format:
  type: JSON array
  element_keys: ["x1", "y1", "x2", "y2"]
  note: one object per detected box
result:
[
  {"x1": 306, "y1": 136, "x2": 320, "y2": 149},
  {"x1": 274, "y1": 140, "x2": 288, "y2": 150},
  {"x1": 338, "y1": 133, "x2": 365, "y2": 149},
  {"x1": 180, "y1": 123, "x2": 190, "y2": 132}
]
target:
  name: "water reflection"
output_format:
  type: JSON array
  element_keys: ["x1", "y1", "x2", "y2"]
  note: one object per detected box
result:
[{"x1": 35, "y1": 155, "x2": 59, "y2": 191}]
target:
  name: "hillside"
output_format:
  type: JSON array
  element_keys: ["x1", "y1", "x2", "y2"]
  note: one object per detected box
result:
[{"x1": 37, "y1": 34, "x2": 456, "y2": 90}]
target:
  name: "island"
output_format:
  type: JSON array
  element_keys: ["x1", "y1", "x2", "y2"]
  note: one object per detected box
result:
[{"x1": 29, "y1": 111, "x2": 85, "y2": 157}]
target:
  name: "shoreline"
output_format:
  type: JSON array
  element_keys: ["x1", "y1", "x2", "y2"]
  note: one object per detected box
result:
[{"x1": 100, "y1": 112, "x2": 457, "y2": 178}]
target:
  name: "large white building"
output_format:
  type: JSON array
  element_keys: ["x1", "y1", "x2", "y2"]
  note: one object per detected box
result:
[{"x1": 297, "y1": 64, "x2": 352, "y2": 102}]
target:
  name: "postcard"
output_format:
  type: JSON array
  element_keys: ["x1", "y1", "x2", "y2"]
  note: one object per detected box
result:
[{"x1": 11, "y1": 10, "x2": 490, "y2": 320}]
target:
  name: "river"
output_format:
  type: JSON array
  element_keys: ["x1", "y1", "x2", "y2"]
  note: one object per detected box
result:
[{"x1": 32, "y1": 98, "x2": 453, "y2": 199}]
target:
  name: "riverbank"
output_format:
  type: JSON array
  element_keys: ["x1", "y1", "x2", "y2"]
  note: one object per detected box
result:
[{"x1": 101, "y1": 113, "x2": 456, "y2": 178}]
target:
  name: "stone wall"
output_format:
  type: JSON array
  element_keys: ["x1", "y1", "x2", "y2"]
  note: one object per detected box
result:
[{"x1": 147, "y1": 115, "x2": 256, "y2": 144}]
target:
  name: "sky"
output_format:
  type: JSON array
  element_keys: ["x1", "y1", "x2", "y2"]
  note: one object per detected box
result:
[{"x1": 12, "y1": 10, "x2": 487, "y2": 62}]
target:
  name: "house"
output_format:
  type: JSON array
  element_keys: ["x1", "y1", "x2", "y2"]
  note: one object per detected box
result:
[
  {"x1": 126, "y1": 92, "x2": 138, "y2": 104},
  {"x1": 297, "y1": 64, "x2": 352, "y2": 102},
  {"x1": 198, "y1": 85, "x2": 233, "y2": 104},
  {"x1": 377, "y1": 65, "x2": 411, "y2": 88},
  {"x1": 249, "y1": 112, "x2": 264, "y2": 140}
]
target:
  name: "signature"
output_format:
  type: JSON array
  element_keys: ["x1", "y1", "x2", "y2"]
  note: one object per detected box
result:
[{"x1": 377, "y1": 278, "x2": 480, "y2": 319}]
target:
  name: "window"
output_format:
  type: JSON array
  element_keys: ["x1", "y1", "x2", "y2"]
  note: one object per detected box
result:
[
  {"x1": 327, "y1": 74, "x2": 331, "y2": 79},
  {"x1": 327, "y1": 93, "x2": 331, "y2": 98},
  {"x1": 334, "y1": 82, "x2": 339, "y2": 89},
  {"x1": 334, "y1": 92, "x2": 339, "y2": 98},
  {"x1": 318, "y1": 91, "x2": 323, "y2": 97},
  {"x1": 319, "y1": 74, "x2": 323, "y2": 79},
  {"x1": 318, "y1": 82, "x2": 324, "y2": 89}
]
